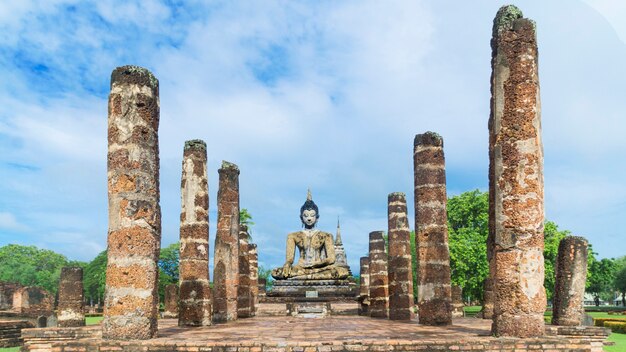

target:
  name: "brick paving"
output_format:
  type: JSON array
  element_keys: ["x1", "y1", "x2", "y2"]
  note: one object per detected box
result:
[{"x1": 21, "y1": 313, "x2": 610, "y2": 351}]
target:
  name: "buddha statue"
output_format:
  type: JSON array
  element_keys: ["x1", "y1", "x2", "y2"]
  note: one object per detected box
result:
[{"x1": 271, "y1": 191, "x2": 350, "y2": 280}]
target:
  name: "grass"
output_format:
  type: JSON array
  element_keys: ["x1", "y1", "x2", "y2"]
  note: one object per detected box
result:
[
  {"x1": 605, "y1": 333, "x2": 626, "y2": 352},
  {"x1": 0, "y1": 348, "x2": 20, "y2": 352},
  {"x1": 86, "y1": 316, "x2": 103, "y2": 325}
]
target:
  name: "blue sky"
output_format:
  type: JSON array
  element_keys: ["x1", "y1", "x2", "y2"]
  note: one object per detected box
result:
[{"x1": 0, "y1": 1, "x2": 625, "y2": 274}]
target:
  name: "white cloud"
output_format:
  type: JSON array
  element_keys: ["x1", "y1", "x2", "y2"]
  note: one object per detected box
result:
[{"x1": 0, "y1": 212, "x2": 29, "y2": 231}]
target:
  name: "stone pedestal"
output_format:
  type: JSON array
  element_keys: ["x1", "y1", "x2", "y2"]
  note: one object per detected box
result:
[
  {"x1": 552, "y1": 236, "x2": 588, "y2": 326},
  {"x1": 269, "y1": 280, "x2": 356, "y2": 298},
  {"x1": 104, "y1": 65, "x2": 161, "y2": 340},
  {"x1": 58, "y1": 267, "x2": 85, "y2": 327},
  {"x1": 489, "y1": 5, "x2": 546, "y2": 338}
]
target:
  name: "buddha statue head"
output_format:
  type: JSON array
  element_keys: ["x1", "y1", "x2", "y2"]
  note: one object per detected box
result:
[{"x1": 300, "y1": 189, "x2": 319, "y2": 229}]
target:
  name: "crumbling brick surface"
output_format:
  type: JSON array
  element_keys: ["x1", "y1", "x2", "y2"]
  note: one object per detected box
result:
[
  {"x1": 552, "y1": 236, "x2": 588, "y2": 326},
  {"x1": 413, "y1": 132, "x2": 452, "y2": 325},
  {"x1": 368, "y1": 231, "x2": 388, "y2": 319},
  {"x1": 237, "y1": 225, "x2": 252, "y2": 318},
  {"x1": 103, "y1": 65, "x2": 161, "y2": 340},
  {"x1": 212, "y1": 161, "x2": 240, "y2": 323},
  {"x1": 387, "y1": 193, "x2": 414, "y2": 321},
  {"x1": 58, "y1": 267, "x2": 85, "y2": 327},
  {"x1": 163, "y1": 284, "x2": 179, "y2": 319},
  {"x1": 488, "y1": 5, "x2": 546, "y2": 338},
  {"x1": 178, "y1": 140, "x2": 212, "y2": 326},
  {"x1": 358, "y1": 257, "x2": 370, "y2": 316},
  {"x1": 249, "y1": 243, "x2": 259, "y2": 316}
]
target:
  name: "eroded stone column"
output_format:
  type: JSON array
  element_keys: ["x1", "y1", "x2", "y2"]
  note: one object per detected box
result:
[
  {"x1": 358, "y1": 257, "x2": 370, "y2": 316},
  {"x1": 552, "y1": 236, "x2": 588, "y2": 326},
  {"x1": 104, "y1": 65, "x2": 161, "y2": 340},
  {"x1": 249, "y1": 243, "x2": 259, "y2": 316},
  {"x1": 413, "y1": 132, "x2": 452, "y2": 325},
  {"x1": 387, "y1": 192, "x2": 414, "y2": 321},
  {"x1": 212, "y1": 161, "x2": 240, "y2": 322},
  {"x1": 451, "y1": 285, "x2": 464, "y2": 318},
  {"x1": 489, "y1": 5, "x2": 546, "y2": 338},
  {"x1": 368, "y1": 231, "x2": 389, "y2": 319},
  {"x1": 58, "y1": 267, "x2": 85, "y2": 327},
  {"x1": 163, "y1": 284, "x2": 178, "y2": 319},
  {"x1": 179, "y1": 140, "x2": 212, "y2": 326},
  {"x1": 237, "y1": 225, "x2": 252, "y2": 318}
]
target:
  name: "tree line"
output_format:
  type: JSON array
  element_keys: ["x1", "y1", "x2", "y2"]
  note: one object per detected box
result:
[{"x1": 0, "y1": 194, "x2": 624, "y2": 306}]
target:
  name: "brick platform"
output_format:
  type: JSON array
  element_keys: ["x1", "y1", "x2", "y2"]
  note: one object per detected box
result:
[
  {"x1": 22, "y1": 316, "x2": 609, "y2": 351},
  {"x1": 0, "y1": 320, "x2": 34, "y2": 347}
]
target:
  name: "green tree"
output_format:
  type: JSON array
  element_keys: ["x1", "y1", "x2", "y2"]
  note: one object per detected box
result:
[
  {"x1": 543, "y1": 221, "x2": 570, "y2": 301},
  {"x1": 240, "y1": 208, "x2": 255, "y2": 235},
  {"x1": 587, "y1": 258, "x2": 618, "y2": 306},
  {"x1": 158, "y1": 242, "x2": 180, "y2": 303},
  {"x1": 83, "y1": 250, "x2": 107, "y2": 305},
  {"x1": 0, "y1": 244, "x2": 69, "y2": 295},
  {"x1": 447, "y1": 190, "x2": 489, "y2": 302},
  {"x1": 614, "y1": 257, "x2": 626, "y2": 307}
]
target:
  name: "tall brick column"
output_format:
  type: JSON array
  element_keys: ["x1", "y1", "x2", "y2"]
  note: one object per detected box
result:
[
  {"x1": 212, "y1": 161, "x2": 240, "y2": 322},
  {"x1": 552, "y1": 236, "x2": 588, "y2": 326},
  {"x1": 413, "y1": 132, "x2": 452, "y2": 325},
  {"x1": 489, "y1": 5, "x2": 546, "y2": 338},
  {"x1": 249, "y1": 243, "x2": 259, "y2": 316},
  {"x1": 178, "y1": 140, "x2": 212, "y2": 327},
  {"x1": 368, "y1": 231, "x2": 389, "y2": 319},
  {"x1": 163, "y1": 284, "x2": 179, "y2": 319},
  {"x1": 104, "y1": 65, "x2": 161, "y2": 340},
  {"x1": 58, "y1": 267, "x2": 85, "y2": 327},
  {"x1": 387, "y1": 192, "x2": 414, "y2": 321},
  {"x1": 237, "y1": 224, "x2": 252, "y2": 318},
  {"x1": 358, "y1": 257, "x2": 370, "y2": 316}
]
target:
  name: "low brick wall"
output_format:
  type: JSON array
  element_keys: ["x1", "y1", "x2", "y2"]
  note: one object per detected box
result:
[{"x1": 0, "y1": 320, "x2": 34, "y2": 347}]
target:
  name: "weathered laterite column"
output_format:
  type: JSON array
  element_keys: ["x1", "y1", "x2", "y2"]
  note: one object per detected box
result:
[
  {"x1": 358, "y1": 257, "x2": 370, "y2": 316},
  {"x1": 237, "y1": 224, "x2": 252, "y2": 318},
  {"x1": 212, "y1": 161, "x2": 240, "y2": 322},
  {"x1": 413, "y1": 131, "x2": 452, "y2": 325},
  {"x1": 552, "y1": 236, "x2": 588, "y2": 326},
  {"x1": 249, "y1": 243, "x2": 259, "y2": 316},
  {"x1": 163, "y1": 284, "x2": 179, "y2": 319},
  {"x1": 179, "y1": 140, "x2": 212, "y2": 326},
  {"x1": 451, "y1": 285, "x2": 464, "y2": 318},
  {"x1": 104, "y1": 65, "x2": 161, "y2": 340},
  {"x1": 368, "y1": 231, "x2": 389, "y2": 319},
  {"x1": 58, "y1": 267, "x2": 85, "y2": 327},
  {"x1": 387, "y1": 192, "x2": 414, "y2": 321},
  {"x1": 489, "y1": 5, "x2": 546, "y2": 338}
]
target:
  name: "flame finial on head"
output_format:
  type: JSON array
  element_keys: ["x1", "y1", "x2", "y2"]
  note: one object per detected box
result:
[{"x1": 307, "y1": 188, "x2": 312, "y2": 201}]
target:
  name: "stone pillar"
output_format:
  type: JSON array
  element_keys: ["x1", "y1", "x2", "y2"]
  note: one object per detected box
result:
[
  {"x1": 237, "y1": 225, "x2": 252, "y2": 318},
  {"x1": 163, "y1": 284, "x2": 179, "y2": 319},
  {"x1": 258, "y1": 278, "x2": 267, "y2": 297},
  {"x1": 387, "y1": 192, "x2": 414, "y2": 321},
  {"x1": 413, "y1": 132, "x2": 452, "y2": 325},
  {"x1": 249, "y1": 243, "x2": 259, "y2": 316},
  {"x1": 358, "y1": 257, "x2": 370, "y2": 316},
  {"x1": 58, "y1": 267, "x2": 85, "y2": 327},
  {"x1": 368, "y1": 231, "x2": 389, "y2": 319},
  {"x1": 489, "y1": 5, "x2": 546, "y2": 338},
  {"x1": 212, "y1": 161, "x2": 240, "y2": 322},
  {"x1": 552, "y1": 236, "x2": 588, "y2": 326},
  {"x1": 104, "y1": 65, "x2": 161, "y2": 340},
  {"x1": 451, "y1": 285, "x2": 464, "y2": 318},
  {"x1": 178, "y1": 140, "x2": 212, "y2": 327}
]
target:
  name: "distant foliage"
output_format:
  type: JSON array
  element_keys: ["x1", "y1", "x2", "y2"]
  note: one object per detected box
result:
[
  {"x1": 0, "y1": 244, "x2": 84, "y2": 295},
  {"x1": 83, "y1": 250, "x2": 107, "y2": 304},
  {"x1": 543, "y1": 221, "x2": 571, "y2": 301},
  {"x1": 447, "y1": 190, "x2": 489, "y2": 302},
  {"x1": 158, "y1": 242, "x2": 180, "y2": 303},
  {"x1": 587, "y1": 257, "x2": 619, "y2": 305}
]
